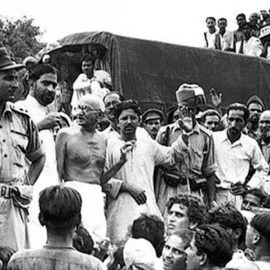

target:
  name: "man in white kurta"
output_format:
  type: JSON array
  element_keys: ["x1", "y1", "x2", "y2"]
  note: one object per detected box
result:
[
  {"x1": 104, "y1": 100, "x2": 189, "y2": 243},
  {"x1": 16, "y1": 64, "x2": 61, "y2": 247}
]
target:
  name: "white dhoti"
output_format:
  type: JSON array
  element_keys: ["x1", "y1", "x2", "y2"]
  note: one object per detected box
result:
[{"x1": 65, "y1": 181, "x2": 106, "y2": 242}]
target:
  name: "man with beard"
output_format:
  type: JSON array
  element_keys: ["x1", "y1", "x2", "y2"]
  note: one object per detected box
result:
[
  {"x1": 142, "y1": 108, "x2": 164, "y2": 139},
  {"x1": 212, "y1": 103, "x2": 269, "y2": 209},
  {"x1": 0, "y1": 47, "x2": 45, "y2": 250},
  {"x1": 16, "y1": 64, "x2": 62, "y2": 247},
  {"x1": 244, "y1": 95, "x2": 264, "y2": 142}
]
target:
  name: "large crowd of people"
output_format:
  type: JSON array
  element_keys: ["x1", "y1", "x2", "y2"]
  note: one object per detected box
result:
[
  {"x1": 203, "y1": 9, "x2": 270, "y2": 59},
  {"x1": 0, "y1": 18, "x2": 270, "y2": 270}
]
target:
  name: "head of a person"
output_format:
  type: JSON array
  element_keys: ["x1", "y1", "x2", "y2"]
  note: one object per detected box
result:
[
  {"x1": 176, "y1": 84, "x2": 206, "y2": 124},
  {"x1": 131, "y1": 214, "x2": 165, "y2": 257},
  {"x1": 38, "y1": 185, "x2": 82, "y2": 233},
  {"x1": 81, "y1": 54, "x2": 95, "y2": 78},
  {"x1": 259, "y1": 110, "x2": 270, "y2": 141},
  {"x1": 246, "y1": 213, "x2": 270, "y2": 257},
  {"x1": 206, "y1": 17, "x2": 216, "y2": 31},
  {"x1": 246, "y1": 95, "x2": 264, "y2": 116},
  {"x1": 114, "y1": 99, "x2": 141, "y2": 139},
  {"x1": 72, "y1": 225, "x2": 94, "y2": 255},
  {"x1": 236, "y1": 13, "x2": 247, "y2": 28},
  {"x1": 206, "y1": 203, "x2": 247, "y2": 247},
  {"x1": 249, "y1": 12, "x2": 259, "y2": 25},
  {"x1": 76, "y1": 94, "x2": 105, "y2": 129},
  {"x1": 226, "y1": 103, "x2": 249, "y2": 137},
  {"x1": 242, "y1": 188, "x2": 268, "y2": 210},
  {"x1": 123, "y1": 238, "x2": 159, "y2": 270},
  {"x1": 166, "y1": 104, "x2": 180, "y2": 124},
  {"x1": 218, "y1": 18, "x2": 227, "y2": 31},
  {"x1": 242, "y1": 22, "x2": 252, "y2": 39},
  {"x1": 0, "y1": 47, "x2": 24, "y2": 103},
  {"x1": 186, "y1": 224, "x2": 234, "y2": 270},
  {"x1": 103, "y1": 91, "x2": 125, "y2": 121},
  {"x1": 166, "y1": 194, "x2": 206, "y2": 234},
  {"x1": 162, "y1": 229, "x2": 193, "y2": 270},
  {"x1": 201, "y1": 109, "x2": 221, "y2": 131},
  {"x1": 0, "y1": 246, "x2": 15, "y2": 270},
  {"x1": 142, "y1": 108, "x2": 164, "y2": 139},
  {"x1": 29, "y1": 64, "x2": 58, "y2": 106}
]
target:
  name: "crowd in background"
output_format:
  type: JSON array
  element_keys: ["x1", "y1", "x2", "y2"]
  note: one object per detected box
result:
[
  {"x1": 1, "y1": 9, "x2": 270, "y2": 270},
  {"x1": 203, "y1": 8, "x2": 270, "y2": 59}
]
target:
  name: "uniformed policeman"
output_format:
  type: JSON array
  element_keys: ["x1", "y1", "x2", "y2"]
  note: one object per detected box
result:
[
  {"x1": 0, "y1": 47, "x2": 45, "y2": 250},
  {"x1": 155, "y1": 84, "x2": 219, "y2": 216}
]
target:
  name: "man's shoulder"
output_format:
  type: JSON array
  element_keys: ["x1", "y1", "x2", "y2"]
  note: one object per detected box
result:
[
  {"x1": 9, "y1": 248, "x2": 103, "y2": 268},
  {"x1": 8, "y1": 102, "x2": 30, "y2": 118},
  {"x1": 197, "y1": 124, "x2": 213, "y2": 137}
]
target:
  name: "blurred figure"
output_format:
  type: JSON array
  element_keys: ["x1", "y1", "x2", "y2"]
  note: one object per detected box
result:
[
  {"x1": 73, "y1": 225, "x2": 94, "y2": 255},
  {"x1": 216, "y1": 18, "x2": 234, "y2": 51},
  {"x1": 0, "y1": 246, "x2": 15, "y2": 270},
  {"x1": 249, "y1": 12, "x2": 260, "y2": 37},
  {"x1": 123, "y1": 238, "x2": 161, "y2": 270},
  {"x1": 242, "y1": 188, "x2": 268, "y2": 211},
  {"x1": 236, "y1": 22, "x2": 263, "y2": 56},
  {"x1": 186, "y1": 224, "x2": 234, "y2": 270},
  {"x1": 245, "y1": 213, "x2": 270, "y2": 269},
  {"x1": 131, "y1": 214, "x2": 165, "y2": 257},
  {"x1": 234, "y1": 13, "x2": 246, "y2": 45},
  {"x1": 245, "y1": 95, "x2": 264, "y2": 141},
  {"x1": 203, "y1": 17, "x2": 217, "y2": 49},
  {"x1": 260, "y1": 25, "x2": 270, "y2": 59}
]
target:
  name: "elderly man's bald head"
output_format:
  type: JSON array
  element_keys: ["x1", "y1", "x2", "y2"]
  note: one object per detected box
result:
[
  {"x1": 78, "y1": 94, "x2": 105, "y2": 112},
  {"x1": 260, "y1": 110, "x2": 270, "y2": 119}
]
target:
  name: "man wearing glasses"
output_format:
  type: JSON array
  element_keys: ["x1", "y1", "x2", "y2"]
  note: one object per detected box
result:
[{"x1": 56, "y1": 94, "x2": 111, "y2": 243}]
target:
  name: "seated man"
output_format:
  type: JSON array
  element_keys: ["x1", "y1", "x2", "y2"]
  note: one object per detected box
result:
[
  {"x1": 245, "y1": 213, "x2": 270, "y2": 269},
  {"x1": 162, "y1": 229, "x2": 193, "y2": 270},
  {"x1": 186, "y1": 224, "x2": 234, "y2": 270},
  {"x1": 166, "y1": 193, "x2": 206, "y2": 235},
  {"x1": 8, "y1": 185, "x2": 103, "y2": 270}
]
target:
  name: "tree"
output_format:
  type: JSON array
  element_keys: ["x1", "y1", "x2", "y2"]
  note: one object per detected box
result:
[{"x1": 0, "y1": 16, "x2": 45, "y2": 62}]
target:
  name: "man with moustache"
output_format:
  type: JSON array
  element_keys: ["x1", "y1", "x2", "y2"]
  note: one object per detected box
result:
[
  {"x1": 212, "y1": 103, "x2": 269, "y2": 209},
  {"x1": 0, "y1": 47, "x2": 45, "y2": 250},
  {"x1": 104, "y1": 100, "x2": 192, "y2": 243},
  {"x1": 16, "y1": 64, "x2": 62, "y2": 247},
  {"x1": 142, "y1": 108, "x2": 164, "y2": 139}
]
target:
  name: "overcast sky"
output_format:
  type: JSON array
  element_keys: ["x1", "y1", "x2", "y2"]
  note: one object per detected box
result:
[{"x1": 2, "y1": 0, "x2": 270, "y2": 47}]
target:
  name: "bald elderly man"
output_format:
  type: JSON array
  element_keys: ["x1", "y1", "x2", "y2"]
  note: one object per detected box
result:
[{"x1": 56, "y1": 94, "x2": 110, "y2": 241}]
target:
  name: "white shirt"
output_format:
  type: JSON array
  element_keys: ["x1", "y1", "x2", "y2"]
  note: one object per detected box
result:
[
  {"x1": 218, "y1": 31, "x2": 234, "y2": 51},
  {"x1": 212, "y1": 130, "x2": 269, "y2": 189},
  {"x1": 236, "y1": 37, "x2": 263, "y2": 56},
  {"x1": 204, "y1": 30, "x2": 217, "y2": 49}
]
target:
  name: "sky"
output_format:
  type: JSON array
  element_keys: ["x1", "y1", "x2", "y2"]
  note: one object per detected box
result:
[{"x1": 1, "y1": 0, "x2": 270, "y2": 47}]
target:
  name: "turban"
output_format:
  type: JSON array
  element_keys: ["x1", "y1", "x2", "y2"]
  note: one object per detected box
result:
[{"x1": 176, "y1": 83, "x2": 206, "y2": 108}]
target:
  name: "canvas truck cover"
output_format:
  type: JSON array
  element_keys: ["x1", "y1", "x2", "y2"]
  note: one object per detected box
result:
[{"x1": 49, "y1": 31, "x2": 270, "y2": 112}]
